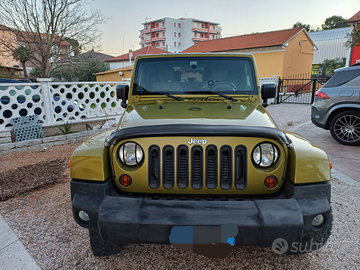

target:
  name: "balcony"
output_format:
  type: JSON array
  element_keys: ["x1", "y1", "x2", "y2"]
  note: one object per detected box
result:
[
  {"x1": 140, "y1": 28, "x2": 151, "y2": 34},
  {"x1": 152, "y1": 36, "x2": 166, "y2": 41},
  {"x1": 192, "y1": 37, "x2": 209, "y2": 41},
  {"x1": 151, "y1": 27, "x2": 165, "y2": 32},
  {"x1": 140, "y1": 39, "x2": 151, "y2": 45},
  {"x1": 192, "y1": 27, "x2": 208, "y2": 33}
]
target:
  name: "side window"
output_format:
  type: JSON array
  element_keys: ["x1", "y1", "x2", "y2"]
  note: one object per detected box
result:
[
  {"x1": 325, "y1": 69, "x2": 360, "y2": 87},
  {"x1": 344, "y1": 74, "x2": 360, "y2": 86}
]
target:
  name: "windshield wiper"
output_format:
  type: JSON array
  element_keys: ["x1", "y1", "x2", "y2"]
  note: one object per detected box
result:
[
  {"x1": 184, "y1": 90, "x2": 238, "y2": 102},
  {"x1": 137, "y1": 87, "x2": 184, "y2": 101}
]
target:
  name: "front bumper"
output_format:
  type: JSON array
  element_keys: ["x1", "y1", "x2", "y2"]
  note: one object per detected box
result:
[{"x1": 71, "y1": 179, "x2": 331, "y2": 247}]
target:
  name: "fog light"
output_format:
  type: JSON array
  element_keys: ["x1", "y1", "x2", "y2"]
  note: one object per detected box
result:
[
  {"x1": 264, "y1": 176, "x2": 278, "y2": 189},
  {"x1": 120, "y1": 174, "x2": 132, "y2": 187},
  {"x1": 312, "y1": 214, "x2": 324, "y2": 227},
  {"x1": 78, "y1": 210, "x2": 90, "y2": 222}
]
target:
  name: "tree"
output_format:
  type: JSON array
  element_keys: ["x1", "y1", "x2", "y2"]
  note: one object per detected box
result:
[
  {"x1": 52, "y1": 59, "x2": 110, "y2": 82},
  {"x1": 322, "y1": 58, "x2": 346, "y2": 75},
  {"x1": 345, "y1": 27, "x2": 360, "y2": 49},
  {"x1": 293, "y1": 21, "x2": 312, "y2": 32},
  {"x1": 12, "y1": 46, "x2": 34, "y2": 78},
  {"x1": 0, "y1": 0, "x2": 108, "y2": 78},
  {"x1": 322, "y1": 15, "x2": 348, "y2": 30}
]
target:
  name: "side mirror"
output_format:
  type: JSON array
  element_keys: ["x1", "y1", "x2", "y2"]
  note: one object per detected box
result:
[
  {"x1": 261, "y1": 83, "x2": 277, "y2": 107},
  {"x1": 116, "y1": 84, "x2": 129, "y2": 108}
]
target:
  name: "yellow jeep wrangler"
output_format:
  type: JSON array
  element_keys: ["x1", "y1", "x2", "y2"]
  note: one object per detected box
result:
[{"x1": 70, "y1": 53, "x2": 332, "y2": 257}]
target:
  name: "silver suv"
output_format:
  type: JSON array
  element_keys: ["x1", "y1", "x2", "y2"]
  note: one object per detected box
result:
[{"x1": 311, "y1": 64, "x2": 360, "y2": 146}]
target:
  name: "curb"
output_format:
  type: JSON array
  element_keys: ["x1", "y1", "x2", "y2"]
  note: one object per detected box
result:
[
  {"x1": 0, "y1": 214, "x2": 41, "y2": 270},
  {"x1": 0, "y1": 128, "x2": 114, "y2": 155}
]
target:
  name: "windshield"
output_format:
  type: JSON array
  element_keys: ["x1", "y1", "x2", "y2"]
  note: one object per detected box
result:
[{"x1": 133, "y1": 56, "x2": 257, "y2": 95}]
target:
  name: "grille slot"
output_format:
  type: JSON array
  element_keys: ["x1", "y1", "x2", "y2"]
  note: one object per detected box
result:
[
  {"x1": 148, "y1": 145, "x2": 160, "y2": 188},
  {"x1": 220, "y1": 146, "x2": 232, "y2": 190},
  {"x1": 235, "y1": 145, "x2": 247, "y2": 190},
  {"x1": 177, "y1": 145, "x2": 189, "y2": 189},
  {"x1": 163, "y1": 145, "x2": 175, "y2": 189},
  {"x1": 205, "y1": 145, "x2": 218, "y2": 189},
  {"x1": 191, "y1": 146, "x2": 203, "y2": 189}
]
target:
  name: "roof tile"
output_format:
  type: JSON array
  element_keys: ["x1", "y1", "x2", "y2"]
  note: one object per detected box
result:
[
  {"x1": 107, "y1": 46, "x2": 168, "y2": 62},
  {"x1": 347, "y1": 10, "x2": 360, "y2": 23},
  {"x1": 183, "y1": 28, "x2": 304, "y2": 53}
]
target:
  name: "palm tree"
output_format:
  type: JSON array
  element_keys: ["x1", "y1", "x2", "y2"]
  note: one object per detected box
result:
[{"x1": 12, "y1": 46, "x2": 34, "y2": 78}]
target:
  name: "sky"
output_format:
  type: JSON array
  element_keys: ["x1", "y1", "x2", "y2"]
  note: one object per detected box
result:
[{"x1": 88, "y1": 0, "x2": 360, "y2": 57}]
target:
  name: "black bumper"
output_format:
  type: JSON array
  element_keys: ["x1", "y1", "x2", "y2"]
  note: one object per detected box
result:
[
  {"x1": 311, "y1": 116, "x2": 327, "y2": 129},
  {"x1": 71, "y1": 179, "x2": 331, "y2": 247}
]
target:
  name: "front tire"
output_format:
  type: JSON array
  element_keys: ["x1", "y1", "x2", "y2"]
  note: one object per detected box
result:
[
  {"x1": 89, "y1": 230, "x2": 123, "y2": 257},
  {"x1": 330, "y1": 110, "x2": 360, "y2": 146}
]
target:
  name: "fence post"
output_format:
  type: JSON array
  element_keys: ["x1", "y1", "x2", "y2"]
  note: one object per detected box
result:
[
  {"x1": 276, "y1": 78, "x2": 282, "y2": 104},
  {"x1": 311, "y1": 78, "x2": 317, "y2": 104},
  {"x1": 37, "y1": 78, "x2": 55, "y2": 125}
]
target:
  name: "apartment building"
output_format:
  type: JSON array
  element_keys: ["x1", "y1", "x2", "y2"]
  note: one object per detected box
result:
[{"x1": 139, "y1": 17, "x2": 221, "y2": 53}]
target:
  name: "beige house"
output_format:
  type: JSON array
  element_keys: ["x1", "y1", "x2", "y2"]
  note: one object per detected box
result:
[
  {"x1": 95, "y1": 65, "x2": 133, "y2": 82},
  {"x1": 183, "y1": 28, "x2": 316, "y2": 79},
  {"x1": 0, "y1": 25, "x2": 22, "y2": 77}
]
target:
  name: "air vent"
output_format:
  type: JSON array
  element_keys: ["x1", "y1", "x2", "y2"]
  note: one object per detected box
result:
[
  {"x1": 177, "y1": 145, "x2": 189, "y2": 189},
  {"x1": 220, "y1": 146, "x2": 232, "y2": 190},
  {"x1": 163, "y1": 145, "x2": 174, "y2": 189},
  {"x1": 148, "y1": 145, "x2": 160, "y2": 189},
  {"x1": 191, "y1": 146, "x2": 203, "y2": 189},
  {"x1": 205, "y1": 145, "x2": 217, "y2": 189},
  {"x1": 235, "y1": 145, "x2": 247, "y2": 190}
]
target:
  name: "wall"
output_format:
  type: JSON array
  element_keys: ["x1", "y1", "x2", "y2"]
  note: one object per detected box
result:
[
  {"x1": 109, "y1": 61, "x2": 132, "y2": 70},
  {"x1": 282, "y1": 31, "x2": 314, "y2": 78},
  {"x1": 96, "y1": 69, "x2": 132, "y2": 82},
  {"x1": 229, "y1": 48, "x2": 285, "y2": 78},
  {"x1": 0, "y1": 30, "x2": 19, "y2": 69},
  {"x1": 350, "y1": 47, "x2": 360, "y2": 65},
  {"x1": 252, "y1": 51, "x2": 285, "y2": 78}
]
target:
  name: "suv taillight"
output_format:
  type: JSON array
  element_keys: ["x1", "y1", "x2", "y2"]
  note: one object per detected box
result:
[{"x1": 315, "y1": 90, "x2": 329, "y2": 99}]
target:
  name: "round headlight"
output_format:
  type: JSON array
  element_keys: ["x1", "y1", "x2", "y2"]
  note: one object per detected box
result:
[
  {"x1": 119, "y1": 142, "x2": 144, "y2": 166},
  {"x1": 252, "y1": 143, "x2": 279, "y2": 167}
]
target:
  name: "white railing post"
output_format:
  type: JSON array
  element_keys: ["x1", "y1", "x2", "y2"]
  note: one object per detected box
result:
[{"x1": 37, "y1": 78, "x2": 55, "y2": 125}]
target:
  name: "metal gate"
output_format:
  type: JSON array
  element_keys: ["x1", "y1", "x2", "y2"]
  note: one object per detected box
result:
[{"x1": 276, "y1": 75, "x2": 329, "y2": 104}]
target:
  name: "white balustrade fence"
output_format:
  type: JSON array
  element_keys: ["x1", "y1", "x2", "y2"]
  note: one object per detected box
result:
[{"x1": 0, "y1": 79, "x2": 126, "y2": 132}]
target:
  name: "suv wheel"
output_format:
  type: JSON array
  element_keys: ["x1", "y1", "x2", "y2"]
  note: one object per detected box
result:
[
  {"x1": 89, "y1": 230, "x2": 123, "y2": 256},
  {"x1": 330, "y1": 110, "x2": 360, "y2": 146}
]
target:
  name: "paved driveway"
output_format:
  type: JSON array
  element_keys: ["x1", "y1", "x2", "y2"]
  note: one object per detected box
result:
[{"x1": 267, "y1": 104, "x2": 360, "y2": 182}]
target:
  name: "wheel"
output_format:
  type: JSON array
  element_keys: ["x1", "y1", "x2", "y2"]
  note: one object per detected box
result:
[
  {"x1": 329, "y1": 110, "x2": 360, "y2": 146},
  {"x1": 287, "y1": 211, "x2": 333, "y2": 255},
  {"x1": 89, "y1": 230, "x2": 123, "y2": 256},
  {"x1": 211, "y1": 82, "x2": 238, "y2": 91}
]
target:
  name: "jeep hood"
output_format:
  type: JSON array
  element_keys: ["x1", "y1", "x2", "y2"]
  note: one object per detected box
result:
[{"x1": 117, "y1": 102, "x2": 278, "y2": 130}]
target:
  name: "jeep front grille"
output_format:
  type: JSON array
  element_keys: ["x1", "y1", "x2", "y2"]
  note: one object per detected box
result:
[{"x1": 148, "y1": 144, "x2": 247, "y2": 190}]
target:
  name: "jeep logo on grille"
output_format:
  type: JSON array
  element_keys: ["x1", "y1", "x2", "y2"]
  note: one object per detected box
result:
[{"x1": 188, "y1": 138, "x2": 207, "y2": 145}]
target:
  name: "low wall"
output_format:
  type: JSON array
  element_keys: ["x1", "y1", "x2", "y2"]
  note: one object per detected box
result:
[{"x1": 0, "y1": 128, "x2": 113, "y2": 155}]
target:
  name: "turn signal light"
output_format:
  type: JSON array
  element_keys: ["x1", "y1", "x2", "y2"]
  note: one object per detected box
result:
[
  {"x1": 265, "y1": 176, "x2": 278, "y2": 189},
  {"x1": 68, "y1": 160, "x2": 71, "y2": 168},
  {"x1": 329, "y1": 161, "x2": 332, "y2": 170},
  {"x1": 120, "y1": 174, "x2": 132, "y2": 187}
]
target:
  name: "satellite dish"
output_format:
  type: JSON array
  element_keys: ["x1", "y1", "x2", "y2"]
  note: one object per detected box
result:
[{"x1": 119, "y1": 71, "x2": 123, "y2": 76}]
